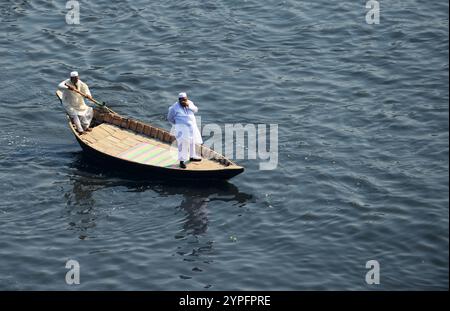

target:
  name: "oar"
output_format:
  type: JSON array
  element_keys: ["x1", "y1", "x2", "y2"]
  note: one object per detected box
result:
[{"x1": 65, "y1": 83, "x2": 115, "y2": 114}]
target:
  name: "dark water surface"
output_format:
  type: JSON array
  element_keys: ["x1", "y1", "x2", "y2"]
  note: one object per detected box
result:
[{"x1": 0, "y1": 0, "x2": 448, "y2": 290}]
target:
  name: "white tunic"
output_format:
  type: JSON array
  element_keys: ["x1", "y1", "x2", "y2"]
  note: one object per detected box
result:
[
  {"x1": 57, "y1": 79, "x2": 92, "y2": 116},
  {"x1": 167, "y1": 100, "x2": 203, "y2": 145}
]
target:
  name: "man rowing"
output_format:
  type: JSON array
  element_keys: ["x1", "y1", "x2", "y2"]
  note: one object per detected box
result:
[
  {"x1": 167, "y1": 92, "x2": 203, "y2": 169},
  {"x1": 57, "y1": 71, "x2": 94, "y2": 134}
]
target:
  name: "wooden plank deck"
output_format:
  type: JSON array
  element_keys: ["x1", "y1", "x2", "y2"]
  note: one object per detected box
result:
[{"x1": 79, "y1": 123, "x2": 226, "y2": 170}]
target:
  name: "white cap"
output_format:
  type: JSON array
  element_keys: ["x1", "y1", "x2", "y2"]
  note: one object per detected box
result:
[
  {"x1": 178, "y1": 92, "x2": 187, "y2": 99},
  {"x1": 70, "y1": 71, "x2": 79, "y2": 77}
]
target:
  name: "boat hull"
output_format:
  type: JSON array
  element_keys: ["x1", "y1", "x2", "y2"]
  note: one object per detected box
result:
[{"x1": 73, "y1": 133, "x2": 244, "y2": 180}]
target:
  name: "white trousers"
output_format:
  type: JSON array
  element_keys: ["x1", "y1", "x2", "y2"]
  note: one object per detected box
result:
[
  {"x1": 70, "y1": 107, "x2": 93, "y2": 132},
  {"x1": 177, "y1": 138, "x2": 200, "y2": 162}
]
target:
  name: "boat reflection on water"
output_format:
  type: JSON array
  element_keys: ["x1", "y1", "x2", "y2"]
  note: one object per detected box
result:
[
  {"x1": 178, "y1": 193, "x2": 210, "y2": 236},
  {"x1": 64, "y1": 152, "x2": 253, "y2": 240}
]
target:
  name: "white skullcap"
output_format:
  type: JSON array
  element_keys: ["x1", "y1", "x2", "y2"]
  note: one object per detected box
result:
[
  {"x1": 70, "y1": 71, "x2": 79, "y2": 77},
  {"x1": 178, "y1": 92, "x2": 187, "y2": 99}
]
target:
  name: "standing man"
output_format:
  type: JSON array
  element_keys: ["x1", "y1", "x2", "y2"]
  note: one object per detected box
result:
[
  {"x1": 167, "y1": 92, "x2": 203, "y2": 169},
  {"x1": 57, "y1": 71, "x2": 93, "y2": 134}
]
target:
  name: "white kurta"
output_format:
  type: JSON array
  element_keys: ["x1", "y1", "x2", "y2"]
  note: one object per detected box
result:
[
  {"x1": 57, "y1": 79, "x2": 93, "y2": 132},
  {"x1": 167, "y1": 100, "x2": 203, "y2": 161}
]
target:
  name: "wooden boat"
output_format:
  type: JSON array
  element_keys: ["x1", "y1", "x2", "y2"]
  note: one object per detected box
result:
[{"x1": 56, "y1": 90, "x2": 244, "y2": 180}]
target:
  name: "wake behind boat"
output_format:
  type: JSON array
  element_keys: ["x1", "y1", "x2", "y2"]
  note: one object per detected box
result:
[{"x1": 56, "y1": 90, "x2": 244, "y2": 180}]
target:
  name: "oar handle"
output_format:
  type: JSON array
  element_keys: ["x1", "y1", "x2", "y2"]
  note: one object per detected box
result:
[
  {"x1": 65, "y1": 83, "x2": 101, "y2": 105},
  {"x1": 64, "y1": 83, "x2": 114, "y2": 113}
]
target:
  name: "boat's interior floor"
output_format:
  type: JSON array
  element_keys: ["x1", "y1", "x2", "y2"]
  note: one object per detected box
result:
[{"x1": 79, "y1": 123, "x2": 226, "y2": 170}]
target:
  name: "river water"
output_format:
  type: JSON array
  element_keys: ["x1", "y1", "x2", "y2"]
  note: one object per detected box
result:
[{"x1": 0, "y1": 0, "x2": 448, "y2": 290}]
